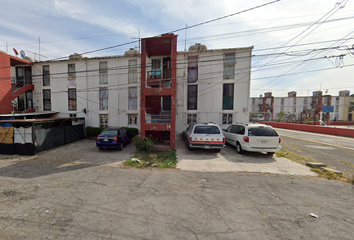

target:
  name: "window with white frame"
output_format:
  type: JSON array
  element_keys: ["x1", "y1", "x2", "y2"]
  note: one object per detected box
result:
[
  {"x1": 128, "y1": 87, "x2": 137, "y2": 110},
  {"x1": 43, "y1": 65, "x2": 50, "y2": 86},
  {"x1": 128, "y1": 114, "x2": 138, "y2": 125},
  {"x1": 222, "y1": 83, "x2": 234, "y2": 110},
  {"x1": 187, "y1": 114, "x2": 197, "y2": 124},
  {"x1": 68, "y1": 88, "x2": 77, "y2": 111},
  {"x1": 128, "y1": 60, "x2": 137, "y2": 83},
  {"x1": 223, "y1": 53, "x2": 235, "y2": 79},
  {"x1": 187, "y1": 56, "x2": 198, "y2": 83},
  {"x1": 99, "y1": 61, "x2": 108, "y2": 84},
  {"x1": 187, "y1": 85, "x2": 198, "y2": 110},
  {"x1": 43, "y1": 89, "x2": 51, "y2": 111},
  {"x1": 99, "y1": 114, "x2": 108, "y2": 127},
  {"x1": 281, "y1": 98, "x2": 284, "y2": 105},
  {"x1": 292, "y1": 106, "x2": 296, "y2": 113},
  {"x1": 99, "y1": 87, "x2": 108, "y2": 110},
  {"x1": 252, "y1": 98, "x2": 255, "y2": 105},
  {"x1": 280, "y1": 106, "x2": 284, "y2": 112},
  {"x1": 222, "y1": 113, "x2": 233, "y2": 124}
]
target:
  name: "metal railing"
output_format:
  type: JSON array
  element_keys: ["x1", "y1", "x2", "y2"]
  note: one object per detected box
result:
[{"x1": 145, "y1": 114, "x2": 171, "y2": 123}]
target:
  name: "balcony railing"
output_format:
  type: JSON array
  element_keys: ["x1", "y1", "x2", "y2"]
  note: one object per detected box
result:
[
  {"x1": 11, "y1": 76, "x2": 33, "y2": 92},
  {"x1": 147, "y1": 68, "x2": 172, "y2": 88},
  {"x1": 145, "y1": 113, "x2": 171, "y2": 123}
]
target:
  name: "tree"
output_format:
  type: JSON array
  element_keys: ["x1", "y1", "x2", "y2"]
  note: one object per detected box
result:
[{"x1": 277, "y1": 111, "x2": 286, "y2": 122}]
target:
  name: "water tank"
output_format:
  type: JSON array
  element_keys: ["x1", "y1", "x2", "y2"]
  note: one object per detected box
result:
[
  {"x1": 124, "y1": 48, "x2": 139, "y2": 56},
  {"x1": 188, "y1": 43, "x2": 207, "y2": 52},
  {"x1": 69, "y1": 53, "x2": 84, "y2": 60}
]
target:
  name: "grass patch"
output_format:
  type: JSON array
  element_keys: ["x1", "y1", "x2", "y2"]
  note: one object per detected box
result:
[
  {"x1": 338, "y1": 160, "x2": 354, "y2": 168},
  {"x1": 124, "y1": 150, "x2": 177, "y2": 169},
  {"x1": 277, "y1": 149, "x2": 354, "y2": 185},
  {"x1": 275, "y1": 149, "x2": 318, "y2": 165}
]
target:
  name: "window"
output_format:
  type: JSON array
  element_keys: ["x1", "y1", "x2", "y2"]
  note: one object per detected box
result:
[
  {"x1": 99, "y1": 88, "x2": 108, "y2": 110},
  {"x1": 222, "y1": 83, "x2": 234, "y2": 110},
  {"x1": 68, "y1": 88, "x2": 77, "y2": 111},
  {"x1": 303, "y1": 98, "x2": 307, "y2": 105},
  {"x1": 252, "y1": 98, "x2": 255, "y2": 105},
  {"x1": 128, "y1": 87, "x2": 137, "y2": 110},
  {"x1": 99, "y1": 114, "x2": 108, "y2": 127},
  {"x1": 151, "y1": 59, "x2": 161, "y2": 78},
  {"x1": 292, "y1": 106, "x2": 296, "y2": 113},
  {"x1": 99, "y1": 61, "x2": 108, "y2": 84},
  {"x1": 223, "y1": 53, "x2": 235, "y2": 79},
  {"x1": 280, "y1": 106, "x2": 284, "y2": 111},
  {"x1": 43, "y1": 65, "x2": 50, "y2": 86},
  {"x1": 69, "y1": 114, "x2": 77, "y2": 118},
  {"x1": 187, "y1": 56, "x2": 198, "y2": 83},
  {"x1": 187, "y1": 85, "x2": 198, "y2": 110},
  {"x1": 194, "y1": 126, "x2": 220, "y2": 134},
  {"x1": 68, "y1": 64, "x2": 76, "y2": 85},
  {"x1": 187, "y1": 114, "x2": 197, "y2": 124},
  {"x1": 281, "y1": 98, "x2": 284, "y2": 105},
  {"x1": 222, "y1": 113, "x2": 233, "y2": 124},
  {"x1": 128, "y1": 60, "x2": 137, "y2": 83},
  {"x1": 162, "y1": 96, "x2": 171, "y2": 111},
  {"x1": 43, "y1": 89, "x2": 51, "y2": 111},
  {"x1": 128, "y1": 114, "x2": 138, "y2": 125}
]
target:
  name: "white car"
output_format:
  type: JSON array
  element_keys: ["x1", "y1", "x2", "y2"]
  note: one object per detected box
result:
[
  {"x1": 183, "y1": 122, "x2": 225, "y2": 152},
  {"x1": 222, "y1": 123, "x2": 281, "y2": 155}
]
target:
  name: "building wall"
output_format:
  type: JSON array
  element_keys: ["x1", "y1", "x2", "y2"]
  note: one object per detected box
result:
[
  {"x1": 32, "y1": 46, "x2": 253, "y2": 135},
  {"x1": 32, "y1": 56, "x2": 141, "y2": 129},
  {"x1": 176, "y1": 48, "x2": 253, "y2": 134}
]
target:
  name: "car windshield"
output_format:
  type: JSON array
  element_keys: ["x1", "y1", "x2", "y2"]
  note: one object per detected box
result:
[
  {"x1": 194, "y1": 126, "x2": 220, "y2": 134},
  {"x1": 248, "y1": 127, "x2": 278, "y2": 136},
  {"x1": 101, "y1": 130, "x2": 118, "y2": 136}
]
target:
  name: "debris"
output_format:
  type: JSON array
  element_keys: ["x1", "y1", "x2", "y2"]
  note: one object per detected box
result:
[
  {"x1": 131, "y1": 158, "x2": 141, "y2": 163},
  {"x1": 310, "y1": 213, "x2": 318, "y2": 218},
  {"x1": 306, "y1": 162, "x2": 326, "y2": 168},
  {"x1": 151, "y1": 163, "x2": 157, "y2": 167},
  {"x1": 45, "y1": 210, "x2": 49, "y2": 213}
]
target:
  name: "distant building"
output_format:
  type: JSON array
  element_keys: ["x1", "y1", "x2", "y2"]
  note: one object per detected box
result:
[{"x1": 249, "y1": 90, "x2": 354, "y2": 122}]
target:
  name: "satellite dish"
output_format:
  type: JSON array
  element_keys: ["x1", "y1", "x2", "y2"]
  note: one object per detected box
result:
[
  {"x1": 13, "y1": 48, "x2": 18, "y2": 55},
  {"x1": 20, "y1": 50, "x2": 26, "y2": 59}
]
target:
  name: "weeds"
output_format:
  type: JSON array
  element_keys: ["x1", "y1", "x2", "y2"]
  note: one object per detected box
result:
[{"x1": 124, "y1": 150, "x2": 177, "y2": 168}]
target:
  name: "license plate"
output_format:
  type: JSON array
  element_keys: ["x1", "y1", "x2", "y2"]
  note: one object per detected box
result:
[
  {"x1": 261, "y1": 140, "x2": 267, "y2": 144},
  {"x1": 104, "y1": 139, "x2": 108, "y2": 142},
  {"x1": 204, "y1": 145, "x2": 210, "y2": 149}
]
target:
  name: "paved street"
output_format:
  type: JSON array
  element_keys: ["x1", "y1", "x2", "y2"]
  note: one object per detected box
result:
[
  {"x1": 275, "y1": 128, "x2": 354, "y2": 175},
  {"x1": 0, "y1": 153, "x2": 353, "y2": 240},
  {"x1": 0, "y1": 138, "x2": 353, "y2": 239}
]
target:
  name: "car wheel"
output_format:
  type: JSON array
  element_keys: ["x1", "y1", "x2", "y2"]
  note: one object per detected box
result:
[
  {"x1": 215, "y1": 149, "x2": 220, "y2": 153},
  {"x1": 267, "y1": 152, "x2": 275, "y2": 156},
  {"x1": 236, "y1": 142, "x2": 244, "y2": 154},
  {"x1": 117, "y1": 141, "x2": 123, "y2": 151}
]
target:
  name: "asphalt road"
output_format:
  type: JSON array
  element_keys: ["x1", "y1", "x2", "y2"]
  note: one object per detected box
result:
[
  {"x1": 0, "y1": 139, "x2": 353, "y2": 239},
  {"x1": 275, "y1": 129, "x2": 354, "y2": 176}
]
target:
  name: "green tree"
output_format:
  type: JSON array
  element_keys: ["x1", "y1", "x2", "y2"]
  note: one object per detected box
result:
[{"x1": 277, "y1": 111, "x2": 286, "y2": 122}]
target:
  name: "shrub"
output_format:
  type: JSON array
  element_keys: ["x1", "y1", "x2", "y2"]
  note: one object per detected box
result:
[
  {"x1": 304, "y1": 118, "x2": 311, "y2": 125},
  {"x1": 86, "y1": 126, "x2": 106, "y2": 138},
  {"x1": 132, "y1": 134, "x2": 155, "y2": 152},
  {"x1": 123, "y1": 127, "x2": 139, "y2": 138}
]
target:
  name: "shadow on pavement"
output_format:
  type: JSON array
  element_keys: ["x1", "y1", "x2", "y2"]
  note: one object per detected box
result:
[{"x1": 0, "y1": 139, "x2": 135, "y2": 179}]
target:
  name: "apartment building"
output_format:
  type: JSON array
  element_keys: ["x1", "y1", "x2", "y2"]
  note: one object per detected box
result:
[
  {"x1": 250, "y1": 90, "x2": 354, "y2": 122},
  {"x1": 1, "y1": 34, "x2": 253, "y2": 149}
]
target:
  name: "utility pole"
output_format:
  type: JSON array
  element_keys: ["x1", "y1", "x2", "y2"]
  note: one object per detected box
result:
[{"x1": 38, "y1": 36, "x2": 41, "y2": 61}]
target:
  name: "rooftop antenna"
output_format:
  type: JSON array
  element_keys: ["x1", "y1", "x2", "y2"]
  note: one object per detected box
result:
[
  {"x1": 184, "y1": 24, "x2": 187, "y2": 51},
  {"x1": 24, "y1": 49, "x2": 47, "y2": 61},
  {"x1": 131, "y1": 28, "x2": 140, "y2": 52}
]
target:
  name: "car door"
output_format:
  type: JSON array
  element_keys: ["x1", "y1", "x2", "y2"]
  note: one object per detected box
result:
[{"x1": 223, "y1": 125, "x2": 233, "y2": 144}]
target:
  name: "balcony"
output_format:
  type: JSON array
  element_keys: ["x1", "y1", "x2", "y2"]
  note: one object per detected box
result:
[
  {"x1": 147, "y1": 68, "x2": 172, "y2": 88},
  {"x1": 145, "y1": 112, "x2": 171, "y2": 124}
]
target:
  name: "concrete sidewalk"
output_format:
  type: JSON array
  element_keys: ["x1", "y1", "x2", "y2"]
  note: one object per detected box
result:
[{"x1": 176, "y1": 140, "x2": 316, "y2": 176}]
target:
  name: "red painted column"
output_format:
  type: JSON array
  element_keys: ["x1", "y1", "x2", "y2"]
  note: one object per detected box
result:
[
  {"x1": 170, "y1": 35, "x2": 177, "y2": 149},
  {"x1": 140, "y1": 39, "x2": 147, "y2": 136},
  {"x1": 0, "y1": 52, "x2": 12, "y2": 114}
]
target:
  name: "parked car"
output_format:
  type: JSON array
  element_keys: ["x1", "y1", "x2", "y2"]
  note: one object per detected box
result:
[
  {"x1": 96, "y1": 127, "x2": 131, "y2": 151},
  {"x1": 183, "y1": 122, "x2": 225, "y2": 152},
  {"x1": 222, "y1": 123, "x2": 281, "y2": 155}
]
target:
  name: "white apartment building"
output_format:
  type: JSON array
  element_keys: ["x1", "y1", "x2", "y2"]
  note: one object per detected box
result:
[
  {"x1": 250, "y1": 90, "x2": 353, "y2": 122},
  {"x1": 32, "y1": 42, "x2": 253, "y2": 135}
]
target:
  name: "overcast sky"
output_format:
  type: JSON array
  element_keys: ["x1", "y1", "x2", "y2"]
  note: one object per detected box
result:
[{"x1": 1, "y1": 0, "x2": 353, "y2": 97}]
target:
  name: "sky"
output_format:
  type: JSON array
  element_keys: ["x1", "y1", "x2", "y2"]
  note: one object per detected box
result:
[{"x1": 1, "y1": 0, "x2": 354, "y2": 97}]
